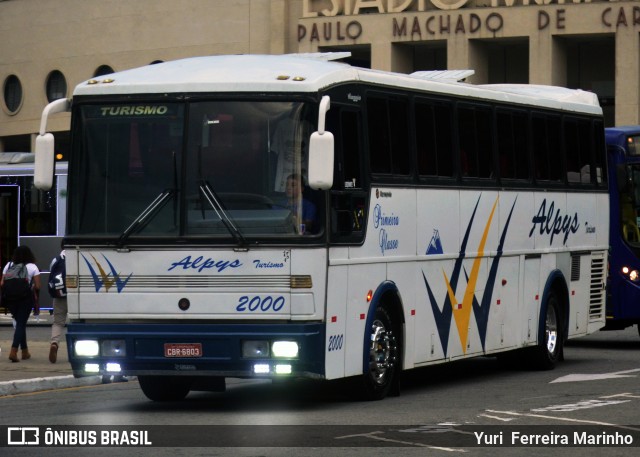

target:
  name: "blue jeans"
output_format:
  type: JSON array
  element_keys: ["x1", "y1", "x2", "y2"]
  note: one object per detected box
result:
[{"x1": 11, "y1": 301, "x2": 32, "y2": 350}]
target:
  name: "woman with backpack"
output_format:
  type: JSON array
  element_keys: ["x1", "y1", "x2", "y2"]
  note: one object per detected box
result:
[{"x1": 0, "y1": 245, "x2": 40, "y2": 362}]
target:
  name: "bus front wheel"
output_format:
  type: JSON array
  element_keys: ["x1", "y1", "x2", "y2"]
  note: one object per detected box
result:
[
  {"x1": 360, "y1": 306, "x2": 400, "y2": 401},
  {"x1": 138, "y1": 375, "x2": 191, "y2": 401}
]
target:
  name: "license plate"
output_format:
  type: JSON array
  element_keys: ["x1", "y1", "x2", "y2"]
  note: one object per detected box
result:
[{"x1": 164, "y1": 343, "x2": 203, "y2": 358}]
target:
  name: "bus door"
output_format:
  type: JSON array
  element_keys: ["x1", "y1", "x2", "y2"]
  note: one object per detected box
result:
[{"x1": 0, "y1": 185, "x2": 19, "y2": 271}]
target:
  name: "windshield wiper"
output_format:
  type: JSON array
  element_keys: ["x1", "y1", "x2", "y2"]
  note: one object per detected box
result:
[
  {"x1": 199, "y1": 180, "x2": 247, "y2": 248},
  {"x1": 117, "y1": 189, "x2": 174, "y2": 247}
]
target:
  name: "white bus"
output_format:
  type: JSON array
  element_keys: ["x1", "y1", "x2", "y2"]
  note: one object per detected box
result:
[
  {"x1": 0, "y1": 152, "x2": 67, "y2": 313},
  {"x1": 34, "y1": 54, "x2": 608, "y2": 401}
]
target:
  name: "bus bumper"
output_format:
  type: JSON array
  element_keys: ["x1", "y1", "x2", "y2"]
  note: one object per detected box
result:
[{"x1": 65, "y1": 322, "x2": 326, "y2": 380}]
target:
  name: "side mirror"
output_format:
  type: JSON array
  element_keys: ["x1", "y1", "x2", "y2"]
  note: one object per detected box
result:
[
  {"x1": 35, "y1": 133, "x2": 56, "y2": 190},
  {"x1": 34, "y1": 98, "x2": 70, "y2": 190},
  {"x1": 308, "y1": 95, "x2": 334, "y2": 190}
]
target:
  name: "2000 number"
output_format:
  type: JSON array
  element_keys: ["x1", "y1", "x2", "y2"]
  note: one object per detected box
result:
[
  {"x1": 328, "y1": 334, "x2": 344, "y2": 352},
  {"x1": 237, "y1": 295, "x2": 286, "y2": 312}
]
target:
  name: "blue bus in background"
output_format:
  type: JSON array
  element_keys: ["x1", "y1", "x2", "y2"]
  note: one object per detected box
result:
[{"x1": 604, "y1": 126, "x2": 640, "y2": 336}]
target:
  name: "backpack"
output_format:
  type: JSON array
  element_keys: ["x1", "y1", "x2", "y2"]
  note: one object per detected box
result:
[
  {"x1": 48, "y1": 254, "x2": 67, "y2": 298},
  {"x1": 2, "y1": 262, "x2": 32, "y2": 303}
]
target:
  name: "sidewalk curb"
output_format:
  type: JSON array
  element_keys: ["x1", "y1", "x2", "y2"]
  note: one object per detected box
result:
[{"x1": 0, "y1": 375, "x2": 103, "y2": 396}]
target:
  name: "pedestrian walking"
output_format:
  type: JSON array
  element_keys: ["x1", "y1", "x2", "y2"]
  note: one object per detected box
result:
[
  {"x1": 48, "y1": 243, "x2": 67, "y2": 363},
  {"x1": 0, "y1": 245, "x2": 40, "y2": 362}
]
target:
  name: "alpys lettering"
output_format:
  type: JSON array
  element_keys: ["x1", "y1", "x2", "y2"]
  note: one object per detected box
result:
[
  {"x1": 529, "y1": 199, "x2": 579, "y2": 244},
  {"x1": 168, "y1": 256, "x2": 242, "y2": 273}
]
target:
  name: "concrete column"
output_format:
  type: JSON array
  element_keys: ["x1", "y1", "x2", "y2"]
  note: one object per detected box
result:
[
  {"x1": 467, "y1": 40, "x2": 488, "y2": 85},
  {"x1": 615, "y1": 29, "x2": 640, "y2": 126},
  {"x1": 372, "y1": 41, "x2": 393, "y2": 72},
  {"x1": 269, "y1": 0, "x2": 289, "y2": 55},
  {"x1": 447, "y1": 37, "x2": 468, "y2": 76},
  {"x1": 529, "y1": 33, "x2": 553, "y2": 85}
]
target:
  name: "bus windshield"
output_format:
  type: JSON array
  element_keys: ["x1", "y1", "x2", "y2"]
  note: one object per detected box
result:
[
  {"x1": 619, "y1": 162, "x2": 640, "y2": 247},
  {"x1": 69, "y1": 100, "x2": 321, "y2": 242}
]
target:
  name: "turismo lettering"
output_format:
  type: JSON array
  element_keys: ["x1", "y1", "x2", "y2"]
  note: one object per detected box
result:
[
  {"x1": 253, "y1": 259, "x2": 285, "y2": 269},
  {"x1": 100, "y1": 106, "x2": 169, "y2": 116},
  {"x1": 529, "y1": 199, "x2": 579, "y2": 245},
  {"x1": 168, "y1": 256, "x2": 243, "y2": 273}
]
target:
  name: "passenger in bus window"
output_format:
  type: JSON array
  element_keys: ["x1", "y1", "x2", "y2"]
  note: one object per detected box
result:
[{"x1": 285, "y1": 173, "x2": 317, "y2": 234}]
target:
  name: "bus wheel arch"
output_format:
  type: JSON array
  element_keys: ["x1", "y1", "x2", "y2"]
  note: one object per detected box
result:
[{"x1": 359, "y1": 281, "x2": 404, "y2": 400}]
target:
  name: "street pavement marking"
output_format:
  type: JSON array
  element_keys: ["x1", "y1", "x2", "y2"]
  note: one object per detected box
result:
[
  {"x1": 600, "y1": 392, "x2": 640, "y2": 399},
  {"x1": 478, "y1": 414, "x2": 515, "y2": 422},
  {"x1": 485, "y1": 410, "x2": 640, "y2": 432},
  {"x1": 550, "y1": 368, "x2": 640, "y2": 383},
  {"x1": 531, "y1": 399, "x2": 630, "y2": 412},
  {"x1": 335, "y1": 430, "x2": 467, "y2": 452}
]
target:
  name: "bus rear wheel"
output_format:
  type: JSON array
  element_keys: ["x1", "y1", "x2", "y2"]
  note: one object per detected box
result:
[
  {"x1": 138, "y1": 375, "x2": 191, "y2": 401},
  {"x1": 360, "y1": 306, "x2": 400, "y2": 401},
  {"x1": 530, "y1": 291, "x2": 563, "y2": 370}
]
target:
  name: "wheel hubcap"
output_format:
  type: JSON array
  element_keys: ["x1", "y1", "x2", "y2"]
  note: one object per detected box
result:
[
  {"x1": 369, "y1": 319, "x2": 397, "y2": 385},
  {"x1": 545, "y1": 305, "x2": 558, "y2": 354}
]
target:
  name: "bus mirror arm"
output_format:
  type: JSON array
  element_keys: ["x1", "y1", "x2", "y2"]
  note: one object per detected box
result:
[
  {"x1": 34, "y1": 98, "x2": 70, "y2": 190},
  {"x1": 308, "y1": 95, "x2": 334, "y2": 191}
]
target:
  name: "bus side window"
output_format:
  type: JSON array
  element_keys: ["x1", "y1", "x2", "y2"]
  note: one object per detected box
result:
[
  {"x1": 367, "y1": 94, "x2": 410, "y2": 177},
  {"x1": 458, "y1": 104, "x2": 493, "y2": 179},
  {"x1": 564, "y1": 117, "x2": 592, "y2": 184},
  {"x1": 496, "y1": 109, "x2": 529, "y2": 181},
  {"x1": 532, "y1": 114, "x2": 562, "y2": 183},
  {"x1": 416, "y1": 99, "x2": 454, "y2": 178}
]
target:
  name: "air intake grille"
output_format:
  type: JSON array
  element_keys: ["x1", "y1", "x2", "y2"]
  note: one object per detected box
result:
[
  {"x1": 589, "y1": 253, "x2": 606, "y2": 321},
  {"x1": 570, "y1": 254, "x2": 581, "y2": 281}
]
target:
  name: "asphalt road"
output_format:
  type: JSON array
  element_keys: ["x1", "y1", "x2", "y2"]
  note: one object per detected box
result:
[{"x1": 1, "y1": 325, "x2": 639, "y2": 457}]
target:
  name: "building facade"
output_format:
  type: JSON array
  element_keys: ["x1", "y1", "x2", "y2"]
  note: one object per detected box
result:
[{"x1": 1, "y1": 0, "x2": 638, "y2": 153}]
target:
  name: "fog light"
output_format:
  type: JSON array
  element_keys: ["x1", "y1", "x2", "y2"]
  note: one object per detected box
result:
[
  {"x1": 272, "y1": 341, "x2": 298, "y2": 358},
  {"x1": 243, "y1": 340, "x2": 270, "y2": 358},
  {"x1": 253, "y1": 363, "x2": 270, "y2": 374},
  {"x1": 106, "y1": 363, "x2": 121, "y2": 373},
  {"x1": 102, "y1": 340, "x2": 126, "y2": 357},
  {"x1": 75, "y1": 340, "x2": 99, "y2": 357},
  {"x1": 275, "y1": 364, "x2": 292, "y2": 375},
  {"x1": 85, "y1": 363, "x2": 100, "y2": 373}
]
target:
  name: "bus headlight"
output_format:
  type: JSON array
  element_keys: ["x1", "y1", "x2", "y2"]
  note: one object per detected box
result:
[
  {"x1": 75, "y1": 340, "x2": 100, "y2": 357},
  {"x1": 242, "y1": 340, "x2": 270, "y2": 358},
  {"x1": 272, "y1": 341, "x2": 298, "y2": 358},
  {"x1": 622, "y1": 266, "x2": 640, "y2": 282},
  {"x1": 102, "y1": 340, "x2": 126, "y2": 357}
]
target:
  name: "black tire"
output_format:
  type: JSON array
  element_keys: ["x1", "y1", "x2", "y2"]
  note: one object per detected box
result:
[
  {"x1": 138, "y1": 376, "x2": 191, "y2": 401},
  {"x1": 360, "y1": 306, "x2": 400, "y2": 401},
  {"x1": 530, "y1": 291, "x2": 563, "y2": 370}
]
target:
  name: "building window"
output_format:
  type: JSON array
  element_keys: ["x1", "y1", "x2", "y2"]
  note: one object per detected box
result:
[
  {"x1": 93, "y1": 65, "x2": 115, "y2": 77},
  {"x1": 46, "y1": 70, "x2": 67, "y2": 102},
  {"x1": 3, "y1": 75, "x2": 23, "y2": 114}
]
